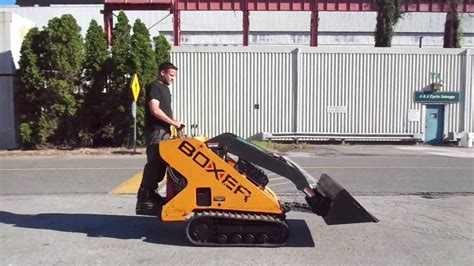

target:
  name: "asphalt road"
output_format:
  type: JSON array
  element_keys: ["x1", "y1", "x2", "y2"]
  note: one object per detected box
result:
[
  {"x1": 1, "y1": 145, "x2": 472, "y2": 196},
  {"x1": 0, "y1": 145, "x2": 473, "y2": 265}
]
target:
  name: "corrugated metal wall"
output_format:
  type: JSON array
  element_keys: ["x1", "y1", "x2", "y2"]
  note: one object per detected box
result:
[
  {"x1": 0, "y1": 75, "x2": 16, "y2": 149},
  {"x1": 298, "y1": 48, "x2": 465, "y2": 135},
  {"x1": 171, "y1": 47, "x2": 472, "y2": 139},
  {"x1": 1, "y1": 12, "x2": 16, "y2": 150},
  {"x1": 172, "y1": 47, "x2": 295, "y2": 138}
]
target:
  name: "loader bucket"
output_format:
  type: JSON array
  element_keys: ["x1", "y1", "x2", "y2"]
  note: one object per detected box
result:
[{"x1": 306, "y1": 174, "x2": 379, "y2": 225}]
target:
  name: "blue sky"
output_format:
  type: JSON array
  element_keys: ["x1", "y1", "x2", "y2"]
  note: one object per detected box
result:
[{"x1": 0, "y1": 0, "x2": 15, "y2": 4}]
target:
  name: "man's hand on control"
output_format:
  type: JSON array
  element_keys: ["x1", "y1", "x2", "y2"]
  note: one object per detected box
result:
[{"x1": 174, "y1": 121, "x2": 184, "y2": 129}]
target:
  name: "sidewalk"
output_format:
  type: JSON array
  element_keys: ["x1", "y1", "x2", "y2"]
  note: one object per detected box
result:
[
  {"x1": 284, "y1": 144, "x2": 474, "y2": 158},
  {"x1": 0, "y1": 147, "x2": 146, "y2": 158}
]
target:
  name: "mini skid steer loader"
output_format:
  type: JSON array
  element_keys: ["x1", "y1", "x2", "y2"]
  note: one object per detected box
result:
[{"x1": 145, "y1": 132, "x2": 378, "y2": 247}]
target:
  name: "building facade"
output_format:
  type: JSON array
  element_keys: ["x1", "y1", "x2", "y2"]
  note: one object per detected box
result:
[
  {"x1": 0, "y1": 4, "x2": 473, "y2": 47},
  {"x1": 1, "y1": 4, "x2": 473, "y2": 148},
  {"x1": 170, "y1": 47, "x2": 472, "y2": 143}
]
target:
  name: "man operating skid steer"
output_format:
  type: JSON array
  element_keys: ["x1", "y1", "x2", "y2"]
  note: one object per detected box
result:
[{"x1": 136, "y1": 62, "x2": 183, "y2": 215}]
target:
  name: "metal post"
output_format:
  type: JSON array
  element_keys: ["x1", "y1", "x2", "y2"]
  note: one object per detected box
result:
[
  {"x1": 173, "y1": 8, "x2": 181, "y2": 46},
  {"x1": 291, "y1": 48, "x2": 300, "y2": 133},
  {"x1": 463, "y1": 49, "x2": 471, "y2": 132},
  {"x1": 310, "y1": 10, "x2": 319, "y2": 47},
  {"x1": 134, "y1": 115, "x2": 137, "y2": 153},
  {"x1": 131, "y1": 101, "x2": 137, "y2": 153},
  {"x1": 103, "y1": 9, "x2": 113, "y2": 45},
  {"x1": 419, "y1": 36, "x2": 424, "y2": 48},
  {"x1": 243, "y1": 10, "x2": 249, "y2": 46}
]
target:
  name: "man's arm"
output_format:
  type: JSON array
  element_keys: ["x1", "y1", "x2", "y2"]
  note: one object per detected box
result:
[{"x1": 149, "y1": 99, "x2": 182, "y2": 128}]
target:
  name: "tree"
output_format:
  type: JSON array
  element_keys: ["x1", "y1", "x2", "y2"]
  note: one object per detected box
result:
[
  {"x1": 42, "y1": 14, "x2": 84, "y2": 146},
  {"x1": 132, "y1": 19, "x2": 158, "y2": 86},
  {"x1": 443, "y1": 1, "x2": 463, "y2": 48},
  {"x1": 131, "y1": 19, "x2": 158, "y2": 145},
  {"x1": 80, "y1": 19, "x2": 111, "y2": 146},
  {"x1": 108, "y1": 11, "x2": 134, "y2": 146},
  {"x1": 153, "y1": 33, "x2": 171, "y2": 67},
  {"x1": 16, "y1": 15, "x2": 84, "y2": 148},
  {"x1": 374, "y1": 0, "x2": 402, "y2": 47},
  {"x1": 16, "y1": 27, "x2": 47, "y2": 148}
]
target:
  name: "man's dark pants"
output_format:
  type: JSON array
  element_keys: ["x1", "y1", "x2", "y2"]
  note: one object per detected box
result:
[{"x1": 139, "y1": 129, "x2": 170, "y2": 195}]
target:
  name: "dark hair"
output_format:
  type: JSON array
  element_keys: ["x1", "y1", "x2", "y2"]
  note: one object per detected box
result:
[{"x1": 159, "y1": 62, "x2": 178, "y2": 72}]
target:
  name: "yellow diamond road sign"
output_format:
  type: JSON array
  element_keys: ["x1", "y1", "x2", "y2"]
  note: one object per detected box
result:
[{"x1": 131, "y1": 74, "x2": 140, "y2": 102}]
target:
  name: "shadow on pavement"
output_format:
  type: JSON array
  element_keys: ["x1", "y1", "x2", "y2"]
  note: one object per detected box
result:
[
  {"x1": 286, "y1": 219, "x2": 315, "y2": 247},
  {"x1": 0, "y1": 211, "x2": 314, "y2": 247},
  {"x1": 0, "y1": 211, "x2": 189, "y2": 246}
]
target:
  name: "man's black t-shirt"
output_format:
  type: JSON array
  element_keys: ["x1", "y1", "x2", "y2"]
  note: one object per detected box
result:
[{"x1": 145, "y1": 80, "x2": 173, "y2": 131}]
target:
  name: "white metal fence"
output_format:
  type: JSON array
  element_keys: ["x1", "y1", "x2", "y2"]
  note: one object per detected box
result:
[{"x1": 171, "y1": 47, "x2": 473, "y2": 141}]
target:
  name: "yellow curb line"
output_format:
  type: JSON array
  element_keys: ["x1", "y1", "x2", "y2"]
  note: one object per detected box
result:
[
  {"x1": 109, "y1": 171, "x2": 167, "y2": 195},
  {"x1": 109, "y1": 171, "x2": 143, "y2": 195}
]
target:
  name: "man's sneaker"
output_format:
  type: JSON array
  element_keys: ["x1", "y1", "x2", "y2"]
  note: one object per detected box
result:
[
  {"x1": 136, "y1": 187, "x2": 165, "y2": 216},
  {"x1": 135, "y1": 199, "x2": 164, "y2": 216}
]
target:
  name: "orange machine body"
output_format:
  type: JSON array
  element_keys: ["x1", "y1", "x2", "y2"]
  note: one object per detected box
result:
[{"x1": 159, "y1": 137, "x2": 283, "y2": 222}]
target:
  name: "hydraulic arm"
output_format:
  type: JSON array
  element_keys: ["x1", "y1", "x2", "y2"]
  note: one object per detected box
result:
[{"x1": 207, "y1": 133, "x2": 379, "y2": 225}]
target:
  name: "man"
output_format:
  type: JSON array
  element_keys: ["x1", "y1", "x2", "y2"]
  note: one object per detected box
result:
[{"x1": 136, "y1": 62, "x2": 183, "y2": 215}]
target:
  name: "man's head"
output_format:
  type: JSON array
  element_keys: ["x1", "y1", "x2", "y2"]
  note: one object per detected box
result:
[{"x1": 158, "y1": 62, "x2": 178, "y2": 85}]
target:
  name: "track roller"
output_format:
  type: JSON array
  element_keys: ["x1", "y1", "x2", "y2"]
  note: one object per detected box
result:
[
  {"x1": 217, "y1": 234, "x2": 228, "y2": 244},
  {"x1": 257, "y1": 233, "x2": 269, "y2": 244},
  {"x1": 231, "y1": 234, "x2": 243, "y2": 244},
  {"x1": 244, "y1": 234, "x2": 255, "y2": 244}
]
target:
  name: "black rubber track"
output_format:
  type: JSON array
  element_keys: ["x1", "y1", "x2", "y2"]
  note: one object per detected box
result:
[{"x1": 186, "y1": 210, "x2": 289, "y2": 247}]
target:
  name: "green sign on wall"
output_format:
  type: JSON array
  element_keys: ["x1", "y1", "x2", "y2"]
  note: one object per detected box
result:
[{"x1": 414, "y1": 92, "x2": 460, "y2": 103}]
